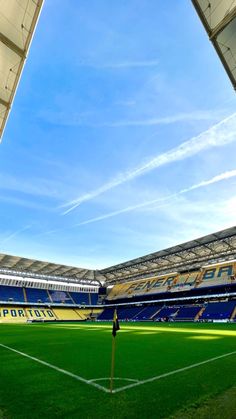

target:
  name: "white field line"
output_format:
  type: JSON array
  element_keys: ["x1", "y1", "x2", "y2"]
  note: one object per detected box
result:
[
  {"x1": 0, "y1": 343, "x2": 109, "y2": 394},
  {"x1": 89, "y1": 377, "x2": 140, "y2": 383},
  {"x1": 1, "y1": 343, "x2": 235, "y2": 395},
  {"x1": 112, "y1": 350, "x2": 236, "y2": 394},
  {"x1": 45, "y1": 324, "x2": 236, "y2": 337}
]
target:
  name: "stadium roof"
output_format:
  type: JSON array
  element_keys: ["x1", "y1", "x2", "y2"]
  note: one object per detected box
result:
[
  {"x1": 192, "y1": 0, "x2": 236, "y2": 90},
  {"x1": 0, "y1": 226, "x2": 236, "y2": 286},
  {"x1": 0, "y1": 254, "x2": 105, "y2": 286},
  {"x1": 101, "y1": 226, "x2": 236, "y2": 284},
  {"x1": 0, "y1": 0, "x2": 43, "y2": 141}
]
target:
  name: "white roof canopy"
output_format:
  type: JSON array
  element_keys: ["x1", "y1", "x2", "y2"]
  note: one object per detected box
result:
[
  {"x1": 192, "y1": 0, "x2": 236, "y2": 90},
  {"x1": 0, "y1": 0, "x2": 43, "y2": 141}
]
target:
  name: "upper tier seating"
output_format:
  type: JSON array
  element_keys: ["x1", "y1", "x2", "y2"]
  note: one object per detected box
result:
[
  {"x1": 90, "y1": 293, "x2": 99, "y2": 305},
  {"x1": 200, "y1": 301, "x2": 235, "y2": 320},
  {"x1": 0, "y1": 285, "x2": 98, "y2": 306},
  {"x1": 70, "y1": 292, "x2": 90, "y2": 305},
  {"x1": 49, "y1": 290, "x2": 74, "y2": 304},
  {"x1": 106, "y1": 262, "x2": 235, "y2": 302},
  {"x1": 25, "y1": 288, "x2": 49, "y2": 303},
  {"x1": 0, "y1": 285, "x2": 25, "y2": 302},
  {"x1": 171, "y1": 272, "x2": 199, "y2": 292},
  {"x1": 197, "y1": 264, "x2": 235, "y2": 289}
]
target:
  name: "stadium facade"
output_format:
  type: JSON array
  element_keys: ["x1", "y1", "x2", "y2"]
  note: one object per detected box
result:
[{"x1": 0, "y1": 226, "x2": 235, "y2": 323}]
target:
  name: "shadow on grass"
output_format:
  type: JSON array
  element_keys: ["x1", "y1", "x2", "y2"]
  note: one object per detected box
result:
[{"x1": 168, "y1": 386, "x2": 236, "y2": 419}]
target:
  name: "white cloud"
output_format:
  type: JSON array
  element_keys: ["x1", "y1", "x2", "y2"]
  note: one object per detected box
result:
[
  {"x1": 0, "y1": 172, "x2": 66, "y2": 200},
  {"x1": 1, "y1": 225, "x2": 31, "y2": 245},
  {"x1": 74, "y1": 168, "x2": 236, "y2": 226},
  {"x1": 95, "y1": 110, "x2": 220, "y2": 127},
  {"x1": 78, "y1": 59, "x2": 159, "y2": 69},
  {"x1": 62, "y1": 112, "x2": 236, "y2": 214}
]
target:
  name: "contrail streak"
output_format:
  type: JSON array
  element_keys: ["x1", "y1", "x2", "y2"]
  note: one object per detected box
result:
[{"x1": 62, "y1": 113, "x2": 236, "y2": 215}]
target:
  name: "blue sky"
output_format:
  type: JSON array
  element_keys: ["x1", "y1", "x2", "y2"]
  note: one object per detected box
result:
[{"x1": 0, "y1": 0, "x2": 236, "y2": 269}]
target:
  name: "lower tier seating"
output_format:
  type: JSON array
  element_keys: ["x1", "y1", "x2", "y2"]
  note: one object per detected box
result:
[
  {"x1": 133, "y1": 306, "x2": 161, "y2": 320},
  {"x1": 98, "y1": 307, "x2": 114, "y2": 320},
  {"x1": 118, "y1": 306, "x2": 144, "y2": 320},
  {"x1": 26, "y1": 308, "x2": 56, "y2": 320},
  {"x1": 53, "y1": 309, "x2": 82, "y2": 320},
  {"x1": 201, "y1": 301, "x2": 235, "y2": 320},
  {"x1": 175, "y1": 306, "x2": 202, "y2": 321},
  {"x1": 0, "y1": 306, "x2": 56, "y2": 322},
  {"x1": 97, "y1": 301, "x2": 236, "y2": 322},
  {"x1": 0, "y1": 306, "x2": 27, "y2": 322},
  {"x1": 0, "y1": 307, "x2": 99, "y2": 322},
  {"x1": 1, "y1": 300, "x2": 235, "y2": 323},
  {"x1": 154, "y1": 306, "x2": 179, "y2": 320}
]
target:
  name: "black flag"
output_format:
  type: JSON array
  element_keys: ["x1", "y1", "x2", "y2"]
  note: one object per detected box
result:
[{"x1": 112, "y1": 309, "x2": 120, "y2": 337}]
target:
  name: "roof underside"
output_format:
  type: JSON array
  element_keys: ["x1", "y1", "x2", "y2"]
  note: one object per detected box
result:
[
  {"x1": 0, "y1": 226, "x2": 236, "y2": 286},
  {"x1": 0, "y1": 254, "x2": 104, "y2": 286},
  {"x1": 101, "y1": 226, "x2": 236, "y2": 284},
  {"x1": 192, "y1": 0, "x2": 236, "y2": 90},
  {"x1": 0, "y1": 0, "x2": 43, "y2": 141}
]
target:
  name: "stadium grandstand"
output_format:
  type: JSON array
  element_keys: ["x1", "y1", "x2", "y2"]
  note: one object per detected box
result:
[
  {"x1": 0, "y1": 226, "x2": 235, "y2": 323},
  {"x1": 0, "y1": 0, "x2": 43, "y2": 141},
  {"x1": 192, "y1": 0, "x2": 236, "y2": 90},
  {"x1": 0, "y1": 2, "x2": 236, "y2": 418}
]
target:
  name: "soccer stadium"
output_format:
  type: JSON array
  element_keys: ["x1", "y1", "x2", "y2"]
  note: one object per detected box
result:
[{"x1": 0, "y1": 1, "x2": 236, "y2": 418}]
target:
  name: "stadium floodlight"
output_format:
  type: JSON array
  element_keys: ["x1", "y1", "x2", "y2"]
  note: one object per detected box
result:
[
  {"x1": 0, "y1": 0, "x2": 44, "y2": 142},
  {"x1": 192, "y1": 0, "x2": 236, "y2": 90}
]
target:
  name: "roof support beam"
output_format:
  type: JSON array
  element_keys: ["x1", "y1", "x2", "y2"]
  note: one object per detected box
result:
[
  {"x1": 0, "y1": 32, "x2": 25, "y2": 58},
  {"x1": 210, "y1": 6, "x2": 236, "y2": 40},
  {"x1": 0, "y1": 98, "x2": 9, "y2": 108}
]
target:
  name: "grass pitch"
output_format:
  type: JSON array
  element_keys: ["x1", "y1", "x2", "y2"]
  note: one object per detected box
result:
[{"x1": 0, "y1": 322, "x2": 235, "y2": 418}]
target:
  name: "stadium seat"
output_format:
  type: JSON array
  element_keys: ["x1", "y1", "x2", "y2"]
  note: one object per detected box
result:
[
  {"x1": 25, "y1": 308, "x2": 56, "y2": 321},
  {"x1": 0, "y1": 306, "x2": 26, "y2": 323},
  {"x1": 175, "y1": 305, "x2": 202, "y2": 321},
  {"x1": 49, "y1": 290, "x2": 74, "y2": 304},
  {"x1": 200, "y1": 301, "x2": 235, "y2": 320},
  {"x1": 0, "y1": 285, "x2": 25, "y2": 303},
  {"x1": 133, "y1": 306, "x2": 161, "y2": 320},
  {"x1": 25, "y1": 288, "x2": 50, "y2": 303},
  {"x1": 69, "y1": 292, "x2": 90, "y2": 305},
  {"x1": 154, "y1": 306, "x2": 179, "y2": 320},
  {"x1": 53, "y1": 309, "x2": 83, "y2": 320}
]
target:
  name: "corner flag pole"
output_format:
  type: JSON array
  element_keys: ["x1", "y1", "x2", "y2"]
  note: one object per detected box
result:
[
  {"x1": 110, "y1": 334, "x2": 116, "y2": 393},
  {"x1": 110, "y1": 309, "x2": 120, "y2": 393}
]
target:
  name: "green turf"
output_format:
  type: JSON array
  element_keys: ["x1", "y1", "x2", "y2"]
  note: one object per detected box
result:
[
  {"x1": 171, "y1": 386, "x2": 236, "y2": 419},
  {"x1": 0, "y1": 322, "x2": 235, "y2": 418}
]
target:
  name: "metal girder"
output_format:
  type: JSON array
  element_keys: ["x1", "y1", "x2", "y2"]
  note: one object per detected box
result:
[
  {"x1": 191, "y1": 0, "x2": 236, "y2": 91},
  {"x1": 209, "y1": 6, "x2": 236, "y2": 40},
  {"x1": 0, "y1": 98, "x2": 9, "y2": 108},
  {"x1": 0, "y1": 226, "x2": 236, "y2": 286},
  {"x1": 0, "y1": 32, "x2": 25, "y2": 58},
  {"x1": 0, "y1": 0, "x2": 44, "y2": 141},
  {"x1": 102, "y1": 226, "x2": 236, "y2": 284}
]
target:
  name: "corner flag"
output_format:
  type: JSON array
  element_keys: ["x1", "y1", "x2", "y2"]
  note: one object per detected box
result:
[
  {"x1": 112, "y1": 309, "x2": 120, "y2": 337},
  {"x1": 110, "y1": 309, "x2": 120, "y2": 392}
]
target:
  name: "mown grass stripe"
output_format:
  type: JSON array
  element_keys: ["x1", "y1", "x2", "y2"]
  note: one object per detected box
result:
[
  {"x1": 0, "y1": 343, "x2": 109, "y2": 393},
  {"x1": 113, "y1": 351, "x2": 236, "y2": 393}
]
